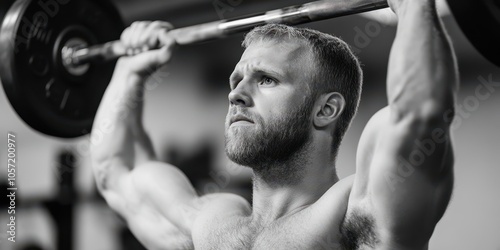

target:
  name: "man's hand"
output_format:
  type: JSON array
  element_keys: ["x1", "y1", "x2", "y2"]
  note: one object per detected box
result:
[{"x1": 115, "y1": 21, "x2": 176, "y2": 80}]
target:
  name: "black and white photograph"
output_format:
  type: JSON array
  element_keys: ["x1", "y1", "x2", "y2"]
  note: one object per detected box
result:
[{"x1": 0, "y1": 0, "x2": 499, "y2": 249}]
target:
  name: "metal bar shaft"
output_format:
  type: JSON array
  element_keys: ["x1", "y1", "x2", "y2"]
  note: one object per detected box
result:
[{"x1": 69, "y1": 0, "x2": 389, "y2": 66}]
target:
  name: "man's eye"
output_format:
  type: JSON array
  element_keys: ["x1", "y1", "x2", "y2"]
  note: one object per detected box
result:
[{"x1": 260, "y1": 77, "x2": 276, "y2": 86}]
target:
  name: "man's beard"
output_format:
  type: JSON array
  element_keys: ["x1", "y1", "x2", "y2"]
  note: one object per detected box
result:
[{"x1": 224, "y1": 98, "x2": 315, "y2": 176}]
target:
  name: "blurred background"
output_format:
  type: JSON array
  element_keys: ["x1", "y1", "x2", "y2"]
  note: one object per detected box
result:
[{"x1": 0, "y1": 0, "x2": 499, "y2": 249}]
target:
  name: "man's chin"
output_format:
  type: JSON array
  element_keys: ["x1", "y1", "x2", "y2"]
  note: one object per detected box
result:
[
  {"x1": 225, "y1": 149, "x2": 250, "y2": 167},
  {"x1": 227, "y1": 154, "x2": 261, "y2": 169},
  {"x1": 225, "y1": 137, "x2": 259, "y2": 167},
  {"x1": 225, "y1": 126, "x2": 255, "y2": 141}
]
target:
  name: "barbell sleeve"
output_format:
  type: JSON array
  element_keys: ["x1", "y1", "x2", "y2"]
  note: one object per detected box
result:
[{"x1": 69, "y1": 0, "x2": 389, "y2": 66}]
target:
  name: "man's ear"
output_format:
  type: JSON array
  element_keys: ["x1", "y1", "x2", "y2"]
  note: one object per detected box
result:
[{"x1": 313, "y1": 92, "x2": 345, "y2": 128}]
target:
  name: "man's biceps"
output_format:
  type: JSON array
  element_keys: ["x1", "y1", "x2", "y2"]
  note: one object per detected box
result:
[
  {"x1": 129, "y1": 163, "x2": 200, "y2": 221},
  {"x1": 131, "y1": 162, "x2": 198, "y2": 202},
  {"x1": 99, "y1": 170, "x2": 154, "y2": 218}
]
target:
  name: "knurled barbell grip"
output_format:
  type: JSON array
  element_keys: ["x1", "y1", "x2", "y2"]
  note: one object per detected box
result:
[{"x1": 68, "y1": 0, "x2": 389, "y2": 67}]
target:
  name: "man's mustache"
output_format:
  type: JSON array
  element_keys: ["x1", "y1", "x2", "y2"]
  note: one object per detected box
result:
[{"x1": 226, "y1": 108, "x2": 259, "y2": 125}]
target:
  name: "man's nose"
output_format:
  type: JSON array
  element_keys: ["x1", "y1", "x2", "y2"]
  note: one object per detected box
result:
[{"x1": 228, "y1": 83, "x2": 253, "y2": 107}]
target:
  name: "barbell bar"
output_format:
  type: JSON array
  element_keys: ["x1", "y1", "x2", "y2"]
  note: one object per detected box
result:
[{"x1": 66, "y1": 0, "x2": 389, "y2": 67}]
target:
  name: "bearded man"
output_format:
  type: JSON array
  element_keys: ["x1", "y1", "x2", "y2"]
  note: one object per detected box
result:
[{"x1": 90, "y1": 0, "x2": 457, "y2": 249}]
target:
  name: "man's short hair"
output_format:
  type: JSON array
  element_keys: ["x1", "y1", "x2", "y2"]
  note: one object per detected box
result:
[{"x1": 243, "y1": 24, "x2": 363, "y2": 157}]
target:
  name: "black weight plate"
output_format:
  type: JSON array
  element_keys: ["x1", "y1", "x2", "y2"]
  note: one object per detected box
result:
[
  {"x1": 0, "y1": 0, "x2": 124, "y2": 138},
  {"x1": 0, "y1": 0, "x2": 16, "y2": 27},
  {"x1": 447, "y1": 0, "x2": 500, "y2": 67}
]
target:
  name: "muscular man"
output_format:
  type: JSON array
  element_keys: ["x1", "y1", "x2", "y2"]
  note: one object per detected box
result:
[{"x1": 90, "y1": 0, "x2": 458, "y2": 249}]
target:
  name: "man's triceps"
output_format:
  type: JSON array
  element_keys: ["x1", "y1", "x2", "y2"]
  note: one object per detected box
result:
[{"x1": 372, "y1": 119, "x2": 454, "y2": 240}]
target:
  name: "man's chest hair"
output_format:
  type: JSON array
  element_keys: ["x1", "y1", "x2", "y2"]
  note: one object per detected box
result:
[{"x1": 193, "y1": 207, "x2": 365, "y2": 249}]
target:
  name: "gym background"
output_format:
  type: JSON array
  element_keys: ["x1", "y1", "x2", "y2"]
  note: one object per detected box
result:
[{"x1": 0, "y1": 0, "x2": 499, "y2": 249}]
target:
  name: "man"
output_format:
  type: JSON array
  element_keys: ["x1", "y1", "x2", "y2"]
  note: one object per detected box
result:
[{"x1": 90, "y1": 0, "x2": 457, "y2": 249}]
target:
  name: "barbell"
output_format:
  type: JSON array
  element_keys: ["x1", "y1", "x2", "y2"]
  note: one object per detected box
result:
[{"x1": 0, "y1": 0, "x2": 498, "y2": 138}]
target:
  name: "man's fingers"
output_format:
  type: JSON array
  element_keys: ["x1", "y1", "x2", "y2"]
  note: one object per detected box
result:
[
  {"x1": 143, "y1": 21, "x2": 174, "y2": 49},
  {"x1": 130, "y1": 21, "x2": 149, "y2": 49},
  {"x1": 120, "y1": 27, "x2": 131, "y2": 50},
  {"x1": 155, "y1": 38, "x2": 176, "y2": 65},
  {"x1": 116, "y1": 21, "x2": 176, "y2": 75},
  {"x1": 120, "y1": 21, "x2": 174, "y2": 56},
  {"x1": 122, "y1": 37, "x2": 176, "y2": 75}
]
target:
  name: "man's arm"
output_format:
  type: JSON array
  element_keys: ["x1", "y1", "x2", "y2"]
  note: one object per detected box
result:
[
  {"x1": 348, "y1": 0, "x2": 458, "y2": 248},
  {"x1": 89, "y1": 21, "x2": 235, "y2": 249},
  {"x1": 386, "y1": 0, "x2": 458, "y2": 122}
]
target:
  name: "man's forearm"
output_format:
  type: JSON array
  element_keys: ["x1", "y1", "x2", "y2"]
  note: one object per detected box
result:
[
  {"x1": 387, "y1": 0, "x2": 458, "y2": 120},
  {"x1": 90, "y1": 69, "x2": 155, "y2": 190}
]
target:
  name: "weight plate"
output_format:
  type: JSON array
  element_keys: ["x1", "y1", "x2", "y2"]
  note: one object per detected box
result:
[
  {"x1": 0, "y1": 0, "x2": 15, "y2": 26},
  {"x1": 447, "y1": 0, "x2": 500, "y2": 67},
  {"x1": 0, "y1": 0, "x2": 124, "y2": 138}
]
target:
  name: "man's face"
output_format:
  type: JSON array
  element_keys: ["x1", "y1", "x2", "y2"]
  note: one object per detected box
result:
[{"x1": 224, "y1": 39, "x2": 317, "y2": 168}]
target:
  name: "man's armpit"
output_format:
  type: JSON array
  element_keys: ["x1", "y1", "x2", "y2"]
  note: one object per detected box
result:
[{"x1": 340, "y1": 208, "x2": 379, "y2": 250}]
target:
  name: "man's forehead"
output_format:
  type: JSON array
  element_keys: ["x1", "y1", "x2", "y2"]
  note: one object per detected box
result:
[
  {"x1": 241, "y1": 39, "x2": 311, "y2": 61},
  {"x1": 233, "y1": 39, "x2": 314, "y2": 76}
]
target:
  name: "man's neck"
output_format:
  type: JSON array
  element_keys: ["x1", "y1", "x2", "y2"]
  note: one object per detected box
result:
[{"x1": 250, "y1": 144, "x2": 339, "y2": 226}]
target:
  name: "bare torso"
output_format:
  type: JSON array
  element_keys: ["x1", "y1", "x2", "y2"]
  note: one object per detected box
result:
[{"x1": 192, "y1": 177, "x2": 353, "y2": 250}]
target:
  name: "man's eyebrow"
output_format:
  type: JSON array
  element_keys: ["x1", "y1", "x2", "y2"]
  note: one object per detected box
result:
[
  {"x1": 229, "y1": 66, "x2": 286, "y2": 89},
  {"x1": 252, "y1": 66, "x2": 285, "y2": 79}
]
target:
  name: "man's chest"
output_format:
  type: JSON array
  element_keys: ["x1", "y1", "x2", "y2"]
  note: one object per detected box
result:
[
  {"x1": 191, "y1": 177, "x2": 355, "y2": 249},
  {"x1": 193, "y1": 209, "x2": 345, "y2": 249}
]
